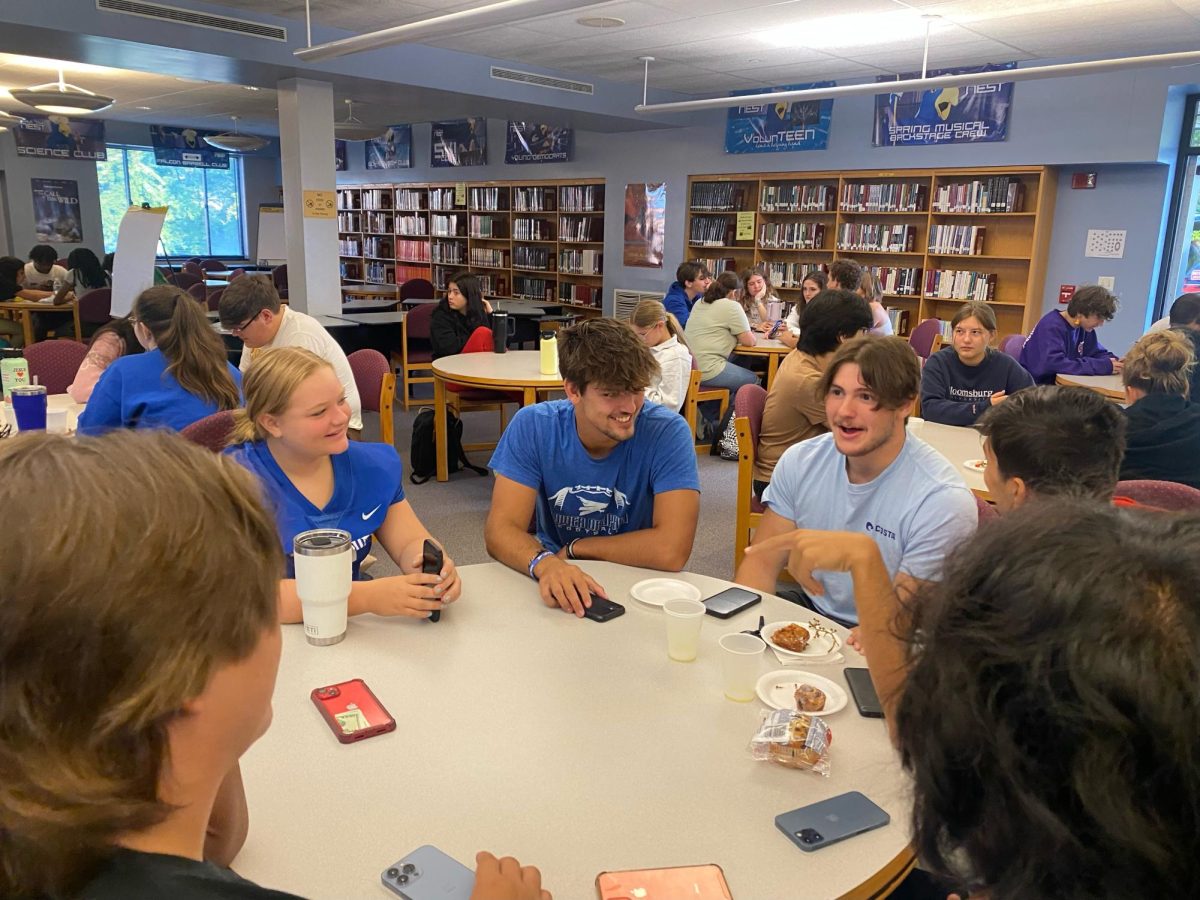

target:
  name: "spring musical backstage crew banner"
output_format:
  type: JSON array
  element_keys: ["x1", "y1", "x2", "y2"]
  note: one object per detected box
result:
[
  {"x1": 12, "y1": 115, "x2": 107, "y2": 160},
  {"x1": 873, "y1": 62, "x2": 1015, "y2": 147},
  {"x1": 725, "y1": 82, "x2": 834, "y2": 154},
  {"x1": 505, "y1": 122, "x2": 573, "y2": 164},
  {"x1": 149, "y1": 125, "x2": 229, "y2": 168}
]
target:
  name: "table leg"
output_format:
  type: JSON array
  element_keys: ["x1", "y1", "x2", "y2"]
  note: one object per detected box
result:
[
  {"x1": 20, "y1": 311, "x2": 33, "y2": 347},
  {"x1": 522, "y1": 387, "x2": 536, "y2": 407},
  {"x1": 434, "y1": 376, "x2": 449, "y2": 482},
  {"x1": 766, "y1": 354, "x2": 779, "y2": 390}
]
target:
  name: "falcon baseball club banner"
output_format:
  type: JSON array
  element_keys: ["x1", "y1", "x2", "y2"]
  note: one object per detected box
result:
[
  {"x1": 149, "y1": 125, "x2": 229, "y2": 168},
  {"x1": 505, "y1": 122, "x2": 573, "y2": 164},
  {"x1": 12, "y1": 115, "x2": 107, "y2": 161},
  {"x1": 725, "y1": 83, "x2": 834, "y2": 154},
  {"x1": 873, "y1": 62, "x2": 1016, "y2": 147}
]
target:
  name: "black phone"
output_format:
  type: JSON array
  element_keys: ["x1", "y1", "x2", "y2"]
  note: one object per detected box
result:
[
  {"x1": 421, "y1": 539, "x2": 443, "y2": 623},
  {"x1": 844, "y1": 667, "x2": 884, "y2": 718},
  {"x1": 703, "y1": 586, "x2": 762, "y2": 619},
  {"x1": 584, "y1": 593, "x2": 625, "y2": 622}
]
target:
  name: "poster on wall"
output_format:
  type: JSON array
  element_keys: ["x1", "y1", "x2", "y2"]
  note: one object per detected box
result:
[
  {"x1": 12, "y1": 114, "x2": 107, "y2": 161},
  {"x1": 366, "y1": 125, "x2": 413, "y2": 169},
  {"x1": 431, "y1": 117, "x2": 487, "y2": 167},
  {"x1": 873, "y1": 62, "x2": 1015, "y2": 147},
  {"x1": 334, "y1": 140, "x2": 348, "y2": 171},
  {"x1": 623, "y1": 183, "x2": 666, "y2": 268},
  {"x1": 505, "y1": 122, "x2": 573, "y2": 164},
  {"x1": 149, "y1": 125, "x2": 230, "y2": 168},
  {"x1": 30, "y1": 178, "x2": 83, "y2": 244},
  {"x1": 724, "y1": 82, "x2": 834, "y2": 154}
]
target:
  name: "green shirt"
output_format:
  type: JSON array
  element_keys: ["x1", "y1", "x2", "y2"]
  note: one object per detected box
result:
[{"x1": 684, "y1": 297, "x2": 750, "y2": 381}]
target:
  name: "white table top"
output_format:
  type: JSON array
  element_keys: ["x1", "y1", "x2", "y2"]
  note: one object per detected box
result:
[
  {"x1": 916, "y1": 420, "x2": 987, "y2": 495},
  {"x1": 432, "y1": 350, "x2": 564, "y2": 387},
  {"x1": 1056, "y1": 372, "x2": 1125, "y2": 399},
  {"x1": 4, "y1": 393, "x2": 84, "y2": 433},
  {"x1": 739, "y1": 336, "x2": 790, "y2": 354}
]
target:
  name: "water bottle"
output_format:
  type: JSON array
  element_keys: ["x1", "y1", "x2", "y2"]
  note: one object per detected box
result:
[
  {"x1": 540, "y1": 330, "x2": 558, "y2": 376},
  {"x1": 293, "y1": 529, "x2": 352, "y2": 646},
  {"x1": 1, "y1": 356, "x2": 29, "y2": 399}
]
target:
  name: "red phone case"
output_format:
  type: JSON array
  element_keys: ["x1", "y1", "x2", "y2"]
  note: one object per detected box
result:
[
  {"x1": 310, "y1": 678, "x2": 396, "y2": 744},
  {"x1": 596, "y1": 864, "x2": 731, "y2": 899}
]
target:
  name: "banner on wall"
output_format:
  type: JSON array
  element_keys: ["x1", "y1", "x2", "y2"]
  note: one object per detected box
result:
[
  {"x1": 149, "y1": 125, "x2": 229, "y2": 168},
  {"x1": 623, "y1": 183, "x2": 666, "y2": 268},
  {"x1": 431, "y1": 117, "x2": 487, "y2": 167},
  {"x1": 335, "y1": 140, "x2": 348, "y2": 171},
  {"x1": 30, "y1": 178, "x2": 83, "y2": 244},
  {"x1": 12, "y1": 114, "x2": 107, "y2": 161},
  {"x1": 505, "y1": 122, "x2": 573, "y2": 164},
  {"x1": 366, "y1": 125, "x2": 413, "y2": 169},
  {"x1": 724, "y1": 82, "x2": 834, "y2": 154},
  {"x1": 873, "y1": 62, "x2": 1015, "y2": 147}
]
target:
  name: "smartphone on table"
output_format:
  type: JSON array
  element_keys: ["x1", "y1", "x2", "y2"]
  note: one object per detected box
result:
[
  {"x1": 381, "y1": 845, "x2": 473, "y2": 899},
  {"x1": 310, "y1": 678, "x2": 395, "y2": 744},
  {"x1": 596, "y1": 864, "x2": 731, "y2": 899},
  {"x1": 776, "y1": 791, "x2": 890, "y2": 852},
  {"x1": 584, "y1": 592, "x2": 625, "y2": 622},
  {"x1": 843, "y1": 667, "x2": 885, "y2": 718},
  {"x1": 703, "y1": 586, "x2": 761, "y2": 619},
  {"x1": 422, "y1": 539, "x2": 443, "y2": 623}
]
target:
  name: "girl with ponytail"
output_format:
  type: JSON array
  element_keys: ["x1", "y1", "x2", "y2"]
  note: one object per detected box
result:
[{"x1": 1119, "y1": 328, "x2": 1200, "y2": 489}]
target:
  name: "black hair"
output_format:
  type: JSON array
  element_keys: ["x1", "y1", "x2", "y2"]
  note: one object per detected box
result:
[
  {"x1": 0, "y1": 256, "x2": 23, "y2": 283},
  {"x1": 102, "y1": 252, "x2": 114, "y2": 274},
  {"x1": 798, "y1": 289, "x2": 873, "y2": 356},
  {"x1": 676, "y1": 261, "x2": 702, "y2": 285},
  {"x1": 28, "y1": 246, "x2": 58, "y2": 268},
  {"x1": 1169, "y1": 293, "x2": 1200, "y2": 327},
  {"x1": 828, "y1": 258, "x2": 863, "y2": 292},
  {"x1": 66, "y1": 249, "x2": 108, "y2": 291},
  {"x1": 446, "y1": 272, "x2": 489, "y2": 330}
]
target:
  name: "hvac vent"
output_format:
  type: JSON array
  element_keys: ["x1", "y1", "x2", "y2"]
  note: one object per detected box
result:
[
  {"x1": 613, "y1": 290, "x2": 661, "y2": 321},
  {"x1": 97, "y1": 0, "x2": 287, "y2": 41},
  {"x1": 490, "y1": 66, "x2": 593, "y2": 96}
]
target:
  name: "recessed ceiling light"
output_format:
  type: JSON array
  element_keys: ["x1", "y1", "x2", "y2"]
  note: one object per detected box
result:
[
  {"x1": 760, "y1": 10, "x2": 941, "y2": 49},
  {"x1": 243, "y1": 85, "x2": 260, "y2": 91},
  {"x1": 135, "y1": 105, "x2": 151, "y2": 110},
  {"x1": 577, "y1": 16, "x2": 625, "y2": 28}
]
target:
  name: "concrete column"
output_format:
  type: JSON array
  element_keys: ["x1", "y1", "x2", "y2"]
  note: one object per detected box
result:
[{"x1": 276, "y1": 77, "x2": 339, "y2": 316}]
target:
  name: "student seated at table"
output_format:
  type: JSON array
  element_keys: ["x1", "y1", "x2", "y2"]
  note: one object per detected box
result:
[
  {"x1": 1118, "y1": 329, "x2": 1200, "y2": 490},
  {"x1": 52, "y1": 247, "x2": 110, "y2": 303},
  {"x1": 747, "y1": 500, "x2": 1200, "y2": 898},
  {"x1": 0, "y1": 256, "x2": 50, "y2": 347},
  {"x1": 738, "y1": 268, "x2": 778, "y2": 333},
  {"x1": 920, "y1": 300, "x2": 1034, "y2": 425},
  {"x1": 229, "y1": 347, "x2": 462, "y2": 623},
  {"x1": 0, "y1": 430, "x2": 550, "y2": 900},
  {"x1": 485, "y1": 318, "x2": 700, "y2": 616},
  {"x1": 431, "y1": 271, "x2": 494, "y2": 359},
  {"x1": 22, "y1": 243, "x2": 67, "y2": 291},
  {"x1": 67, "y1": 315, "x2": 145, "y2": 403},
  {"x1": 735, "y1": 335, "x2": 976, "y2": 630},
  {"x1": 685, "y1": 272, "x2": 758, "y2": 431},
  {"x1": 1020, "y1": 284, "x2": 1123, "y2": 384},
  {"x1": 754, "y1": 289, "x2": 873, "y2": 496},
  {"x1": 976, "y1": 384, "x2": 1127, "y2": 512},
  {"x1": 777, "y1": 269, "x2": 827, "y2": 350},
  {"x1": 219, "y1": 275, "x2": 362, "y2": 435},
  {"x1": 78, "y1": 286, "x2": 242, "y2": 435},
  {"x1": 631, "y1": 298, "x2": 691, "y2": 412},
  {"x1": 661, "y1": 261, "x2": 710, "y2": 328},
  {"x1": 857, "y1": 271, "x2": 894, "y2": 336},
  {"x1": 1164, "y1": 292, "x2": 1200, "y2": 399}
]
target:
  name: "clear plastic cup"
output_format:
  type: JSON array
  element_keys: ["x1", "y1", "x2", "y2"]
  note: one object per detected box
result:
[
  {"x1": 664, "y1": 597, "x2": 706, "y2": 662},
  {"x1": 719, "y1": 632, "x2": 766, "y2": 701}
]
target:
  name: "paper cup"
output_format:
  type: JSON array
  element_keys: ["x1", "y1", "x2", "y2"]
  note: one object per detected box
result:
[
  {"x1": 46, "y1": 407, "x2": 68, "y2": 434},
  {"x1": 719, "y1": 632, "x2": 766, "y2": 701},
  {"x1": 664, "y1": 597, "x2": 706, "y2": 662}
]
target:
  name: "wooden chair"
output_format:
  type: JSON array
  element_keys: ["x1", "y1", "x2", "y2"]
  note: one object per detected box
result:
[
  {"x1": 689, "y1": 356, "x2": 729, "y2": 452},
  {"x1": 399, "y1": 301, "x2": 435, "y2": 409},
  {"x1": 732, "y1": 383, "x2": 769, "y2": 571},
  {"x1": 929, "y1": 332, "x2": 945, "y2": 355},
  {"x1": 347, "y1": 349, "x2": 396, "y2": 446}
]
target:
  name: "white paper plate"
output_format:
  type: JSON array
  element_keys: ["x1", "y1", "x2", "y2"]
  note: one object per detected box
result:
[
  {"x1": 762, "y1": 621, "x2": 841, "y2": 658},
  {"x1": 629, "y1": 578, "x2": 702, "y2": 608},
  {"x1": 756, "y1": 670, "x2": 848, "y2": 714},
  {"x1": 963, "y1": 458, "x2": 988, "y2": 472}
]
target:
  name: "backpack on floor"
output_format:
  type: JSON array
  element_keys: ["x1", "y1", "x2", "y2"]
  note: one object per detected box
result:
[{"x1": 409, "y1": 407, "x2": 489, "y2": 485}]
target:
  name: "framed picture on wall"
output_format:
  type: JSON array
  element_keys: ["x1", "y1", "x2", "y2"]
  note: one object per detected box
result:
[
  {"x1": 623, "y1": 183, "x2": 666, "y2": 268},
  {"x1": 31, "y1": 178, "x2": 83, "y2": 243}
]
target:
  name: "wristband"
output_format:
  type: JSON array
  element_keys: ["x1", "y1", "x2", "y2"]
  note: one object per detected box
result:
[
  {"x1": 527, "y1": 549, "x2": 555, "y2": 580},
  {"x1": 566, "y1": 538, "x2": 581, "y2": 560}
]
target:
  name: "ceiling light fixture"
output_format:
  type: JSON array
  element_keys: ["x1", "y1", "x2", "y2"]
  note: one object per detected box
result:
[
  {"x1": 204, "y1": 115, "x2": 269, "y2": 153},
  {"x1": 577, "y1": 15, "x2": 624, "y2": 27},
  {"x1": 0, "y1": 110, "x2": 25, "y2": 133},
  {"x1": 10, "y1": 69, "x2": 114, "y2": 115},
  {"x1": 334, "y1": 99, "x2": 384, "y2": 141},
  {"x1": 243, "y1": 85, "x2": 261, "y2": 91}
]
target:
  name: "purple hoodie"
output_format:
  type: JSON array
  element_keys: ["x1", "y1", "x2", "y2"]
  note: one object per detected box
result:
[{"x1": 1019, "y1": 309, "x2": 1115, "y2": 385}]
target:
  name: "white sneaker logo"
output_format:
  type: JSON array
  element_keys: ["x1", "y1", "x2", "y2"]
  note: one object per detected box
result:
[{"x1": 361, "y1": 505, "x2": 381, "y2": 520}]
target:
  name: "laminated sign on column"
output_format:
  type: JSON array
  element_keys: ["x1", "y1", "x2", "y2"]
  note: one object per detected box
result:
[{"x1": 303, "y1": 190, "x2": 336, "y2": 219}]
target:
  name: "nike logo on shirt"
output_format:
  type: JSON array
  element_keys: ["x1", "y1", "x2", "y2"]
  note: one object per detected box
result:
[{"x1": 362, "y1": 505, "x2": 381, "y2": 520}]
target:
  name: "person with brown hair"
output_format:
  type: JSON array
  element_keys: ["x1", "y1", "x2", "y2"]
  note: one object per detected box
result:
[
  {"x1": 736, "y1": 335, "x2": 976, "y2": 630},
  {"x1": 661, "y1": 261, "x2": 710, "y2": 327},
  {"x1": 630, "y1": 298, "x2": 691, "y2": 412},
  {"x1": 778, "y1": 269, "x2": 827, "y2": 350},
  {"x1": 1020, "y1": 284, "x2": 1123, "y2": 384},
  {"x1": 827, "y1": 258, "x2": 864, "y2": 293},
  {"x1": 485, "y1": 318, "x2": 700, "y2": 615},
  {"x1": 1119, "y1": 328, "x2": 1200, "y2": 489},
  {"x1": 67, "y1": 315, "x2": 146, "y2": 403},
  {"x1": 229, "y1": 347, "x2": 461, "y2": 622},
  {"x1": 738, "y1": 268, "x2": 779, "y2": 332},
  {"x1": 78, "y1": 285, "x2": 242, "y2": 434},
  {"x1": 857, "y1": 270, "x2": 895, "y2": 336}
]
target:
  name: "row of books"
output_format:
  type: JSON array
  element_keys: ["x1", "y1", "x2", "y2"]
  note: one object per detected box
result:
[
  {"x1": 866, "y1": 265, "x2": 922, "y2": 296},
  {"x1": 513, "y1": 246, "x2": 552, "y2": 270},
  {"x1": 691, "y1": 182, "x2": 746, "y2": 211},
  {"x1": 689, "y1": 216, "x2": 735, "y2": 246},
  {"x1": 514, "y1": 187, "x2": 556, "y2": 212},
  {"x1": 433, "y1": 268, "x2": 508, "y2": 296},
  {"x1": 339, "y1": 260, "x2": 362, "y2": 280},
  {"x1": 395, "y1": 264, "x2": 432, "y2": 284},
  {"x1": 363, "y1": 237, "x2": 393, "y2": 259},
  {"x1": 429, "y1": 188, "x2": 459, "y2": 210},
  {"x1": 840, "y1": 182, "x2": 928, "y2": 213},
  {"x1": 928, "y1": 225, "x2": 986, "y2": 256},
  {"x1": 469, "y1": 247, "x2": 509, "y2": 268},
  {"x1": 396, "y1": 215, "x2": 428, "y2": 236},
  {"x1": 760, "y1": 183, "x2": 836, "y2": 212},
  {"x1": 559, "y1": 185, "x2": 603, "y2": 212},
  {"x1": 886, "y1": 308, "x2": 911, "y2": 334},
  {"x1": 690, "y1": 257, "x2": 736, "y2": 275},
  {"x1": 932, "y1": 177, "x2": 1026, "y2": 213},
  {"x1": 923, "y1": 269, "x2": 998, "y2": 302},
  {"x1": 361, "y1": 188, "x2": 393, "y2": 211},
  {"x1": 470, "y1": 187, "x2": 507, "y2": 211},
  {"x1": 337, "y1": 212, "x2": 361, "y2": 232},
  {"x1": 559, "y1": 249, "x2": 602, "y2": 275},
  {"x1": 336, "y1": 192, "x2": 361, "y2": 211},
  {"x1": 396, "y1": 189, "x2": 425, "y2": 210},
  {"x1": 836, "y1": 223, "x2": 918, "y2": 253},
  {"x1": 514, "y1": 276, "x2": 555, "y2": 301},
  {"x1": 338, "y1": 239, "x2": 361, "y2": 256},
  {"x1": 763, "y1": 261, "x2": 827, "y2": 289},
  {"x1": 431, "y1": 240, "x2": 464, "y2": 264},
  {"x1": 431, "y1": 214, "x2": 465, "y2": 237},
  {"x1": 470, "y1": 215, "x2": 508, "y2": 239},
  {"x1": 514, "y1": 217, "x2": 554, "y2": 241},
  {"x1": 560, "y1": 282, "x2": 600, "y2": 306},
  {"x1": 364, "y1": 212, "x2": 392, "y2": 234},
  {"x1": 560, "y1": 216, "x2": 603, "y2": 242},
  {"x1": 396, "y1": 239, "x2": 431, "y2": 263},
  {"x1": 758, "y1": 222, "x2": 826, "y2": 250},
  {"x1": 364, "y1": 261, "x2": 395, "y2": 284}
]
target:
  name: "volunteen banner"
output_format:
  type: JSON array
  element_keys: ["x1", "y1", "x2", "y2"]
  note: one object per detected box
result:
[
  {"x1": 873, "y1": 62, "x2": 1015, "y2": 147},
  {"x1": 505, "y1": 122, "x2": 573, "y2": 164},
  {"x1": 31, "y1": 179, "x2": 83, "y2": 243},
  {"x1": 12, "y1": 115, "x2": 107, "y2": 160},
  {"x1": 366, "y1": 125, "x2": 413, "y2": 169},
  {"x1": 725, "y1": 82, "x2": 834, "y2": 154},
  {"x1": 149, "y1": 125, "x2": 229, "y2": 168}
]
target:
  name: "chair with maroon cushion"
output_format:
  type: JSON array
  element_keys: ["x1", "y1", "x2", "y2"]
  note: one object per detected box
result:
[
  {"x1": 182, "y1": 261, "x2": 204, "y2": 277},
  {"x1": 1000, "y1": 333, "x2": 1026, "y2": 360},
  {"x1": 399, "y1": 277, "x2": 435, "y2": 302},
  {"x1": 24, "y1": 340, "x2": 89, "y2": 395},
  {"x1": 976, "y1": 495, "x2": 1000, "y2": 525},
  {"x1": 347, "y1": 349, "x2": 396, "y2": 446},
  {"x1": 445, "y1": 325, "x2": 522, "y2": 450},
  {"x1": 229, "y1": 268, "x2": 246, "y2": 281},
  {"x1": 733, "y1": 383, "x2": 769, "y2": 570},
  {"x1": 180, "y1": 410, "x2": 236, "y2": 452},
  {"x1": 1114, "y1": 479, "x2": 1200, "y2": 510},
  {"x1": 207, "y1": 286, "x2": 225, "y2": 312},
  {"x1": 77, "y1": 288, "x2": 112, "y2": 338},
  {"x1": 400, "y1": 301, "x2": 435, "y2": 409},
  {"x1": 168, "y1": 272, "x2": 202, "y2": 291},
  {"x1": 187, "y1": 283, "x2": 208, "y2": 304},
  {"x1": 56, "y1": 258, "x2": 68, "y2": 268},
  {"x1": 908, "y1": 318, "x2": 942, "y2": 360},
  {"x1": 200, "y1": 259, "x2": 228, "y2": 272},
  {"x1": 272, "y1": 264, "x2": 288, "y2": 293},
  {"x1": 186, "y1": 257, "x2": 203, "y2": 264}
]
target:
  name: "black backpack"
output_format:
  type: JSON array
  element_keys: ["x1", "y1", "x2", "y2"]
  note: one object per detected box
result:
[{"x1": 409, "y1": 407, "x2": 489, "y2": 484}]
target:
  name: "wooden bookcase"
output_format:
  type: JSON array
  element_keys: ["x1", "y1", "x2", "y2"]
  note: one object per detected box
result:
[
  {"x1": 686, "y1": 166, "x2": 1056, "y2": 338},
  {"x1": 337, "y1": 177, "x2": 605, "y2": 317}
]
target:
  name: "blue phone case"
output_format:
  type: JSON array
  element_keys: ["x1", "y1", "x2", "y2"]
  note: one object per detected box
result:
[
  {"x1": 381, "y1": 845, "x2": 474, "y2": 899},
  {"x1": 775, "y1": 791, "x2": 890, "y2": 852}
]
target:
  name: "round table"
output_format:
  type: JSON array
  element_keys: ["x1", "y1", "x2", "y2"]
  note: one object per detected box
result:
[
  {"x1": 1055, "y1": 372, "x2": 1124, "y2": 401},
  {"x1": 916, "y1": 421, "x2": 988, "y2": 498},
  {"x1": 430, "y1": 351, "x2": 563, "y2": 482},
  {"x1": 235, "y1": 561, "x2": 913, "y2": 899},
  {"x1": 733, "y1": 337, "x2": 791, "y2": 389},
  {"x1": 4, "y1": 393, "x2": 84, "y2": 434}
]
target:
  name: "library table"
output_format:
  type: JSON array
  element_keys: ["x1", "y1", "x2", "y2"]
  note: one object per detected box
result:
[
  {"x1": 733, "y1": 336, "x2": 791, "y2": 389},
  {"x1": 0, "y1": 299, "x2": 80, "y2": 347},
  {"x1": 1055, "y1": 372, "x2": 1125, "y2": 401},
  {"x1": 916, "y1": 420, "x2": 989, "y2": 499},
  {"x1": 3, "y1": 393, "x2": 84, "y2": 434},
  {"x1": 342, "y1": 283, "x2": 400, "y2": 301},
  {"x1": 236, "y1": 561, "x2": 914, "y2": 900},
  {"x1": 342, "y1": 297, "x2": 400, "y2": 313},
  {"x1": 430, "y1": 351, "x2": 561, "y2": 482}
]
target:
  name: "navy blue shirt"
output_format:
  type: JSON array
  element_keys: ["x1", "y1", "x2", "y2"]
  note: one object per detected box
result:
[{"x1": 920, "y1": 347, "x2": 1034, "y2": 425}]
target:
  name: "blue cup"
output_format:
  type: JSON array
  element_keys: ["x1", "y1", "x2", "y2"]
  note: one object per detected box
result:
[{"x1": 11, "y1": 384, "x2": 47, "y2": 431}]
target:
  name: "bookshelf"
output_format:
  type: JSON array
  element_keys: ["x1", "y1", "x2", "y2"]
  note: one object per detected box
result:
[
  {"x1": 685, "y1": 166, "x2": 1056, "y2": 338},
  {"x1": 336, "y1": 177, "x2": 605, "y2": 317}
]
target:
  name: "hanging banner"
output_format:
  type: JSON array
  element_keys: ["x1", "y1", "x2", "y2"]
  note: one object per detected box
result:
[
  {"x1": 111, "y1": 206, "x2": 167, "y2": 318},
  {"x1": 431, "y1": 117, "x2": 487, "y2": 167},
  {"x1": 31, "y1": 178, "x2": 83, "y2": 244},
  {"x1": 366, "y1": 125, "x2": 413, "y2": 169},
  {"x1": 334, "y1": 140, "x2": 348, "y2": 172},
  {"x1": 12, "y1": 114, "x2": 107, "y2": 161},
  {"x1": 724, "y1": 82, "x2": 834, "y2": 154},
  {"x1": 623, "y1": 183, "x2": 666, "y2": 269},
  {"x1": 149, "y1": 125, "x2": 229, "y2": 168},
  {"x1": 873, "y1": 62, "x2": 1016, "y2": 147},
  {"x1": 505, "y1": 122, "x2": 573, "y2": 164}
]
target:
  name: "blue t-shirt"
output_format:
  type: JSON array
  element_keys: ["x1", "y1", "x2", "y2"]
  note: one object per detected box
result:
[
  {"x1": 231, "y1": 440, "x2": 406, "y2": 579},
  {"x1": 762, "y1": 432, "x2": 977, "y2": 623},
  {"x1": 489, "y1": 399, "x2": 700, "y2": 552},
  {"x1": 78, "y1": 348, "x2": 243, "y2": 434}
]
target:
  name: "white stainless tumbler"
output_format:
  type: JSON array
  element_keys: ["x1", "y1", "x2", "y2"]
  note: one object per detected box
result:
[{"x1": 294, "y1": 529, "x2": 352, "y2": 646}]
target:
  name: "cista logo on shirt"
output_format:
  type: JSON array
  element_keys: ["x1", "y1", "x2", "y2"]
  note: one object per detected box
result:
[{"x1": 864, "y1": 521, "x2": 896, "y2": 540}]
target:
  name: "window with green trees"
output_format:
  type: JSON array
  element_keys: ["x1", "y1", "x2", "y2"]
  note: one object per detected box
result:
[{"x1": 96, "y1": 146, "x2": 244, "y2": 257}]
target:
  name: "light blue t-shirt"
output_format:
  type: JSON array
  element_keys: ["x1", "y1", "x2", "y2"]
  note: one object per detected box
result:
[
  {"x1": 489, "y1": 399, "x2": 700, "y2": 552},
  {"x1": 762, "y1": 432, "x2": 977, "y2": 623}
]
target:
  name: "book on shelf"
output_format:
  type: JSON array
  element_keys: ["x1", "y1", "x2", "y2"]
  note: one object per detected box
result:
[
  {"x1": 514, "y1": 245, "x2": 552, "y2": 271},
  {"x1": 365, "y1": 212, "x2": 393, "y2": 233},
  {"x1": 928, "y1": 224, "x2": 986, "y2": 255},
  {"x1": 689, "y1": 215, "x2": 735, "y2": 247},
  {"x1": 469, "y1": 247, "x2": 510, "y2": 268},
  {"x1": 691, "y1": 256, "x2": 736, "y2": 275},
  {"x1": 431, "y1": 214, "x2": 463, "y2": 237},
  {"x1": 336, "y1": 191, "x2": 360, "y2": 211},
  {"x1": 764, "y1": 261, "x2": 827, "y2": 288},
  {"x1": 431, "y1": 240, "x2": 465, "y2": 264},
  {"x1": 559, "y1": 215, "x2": 602, "y2": 242},
  {"x1": 690, "y1": 182, "x2": 745, "y2": 211},
  {"x1": 922, "y1": 269, "x2": 998, "y2": 302},
  {"x1": 338, "y1": 239, "x2": 361, "y2": 256},
  {"x1": 513, "y1": 217, "x2": 555, "y2": 241},
  {"x1": 932, "y1": 177, "x2": 1025, "y2": 213},
  {"x1": 429, "y1": 188, "x2": 459, "y2": 210},
  {"x1": 559, "y1": 184, "x2": 603, "y2": 212},
  {"x1": 339, "y1": 261, "x2": 363, "y2": 280},
  {"x1": 759, "y1": 183, "x2": 835, "y2": 212},
  {"x1": 886, "y1": 308, "x2": 910, "y2": 334},
  {"x1": 337, "y1": 212, "x2": 361, "y2": 231},
  {"x1": 757, "y1": 221, "x2": 825, "y2": 250},
  {"x1": 396, "y1": 214, "x2": 428, "y2": 236},
  {"x1": 362, "y1": 188, "x2": 393, "y2": 210},
  {"x1": 866, "y1": 265, "x2": 922, "y2": 296},
  {"x1": 363, "y1": 237, "x2": 393, "y2": 258},
  {"x1": 396, "y1": 239, "x2": 431, "y2": 263},
  {"x1": 395, "y1": 189, "x2": 425, "y2": 210},
  {"x1": 469, "y1": 186, "x2": 506, "y2": 211},
  {"x1": 560, "y1": 282, "x2": 599, "y2": 306},
  {"x1": 513, "y1": 186, "x2": 556, "y2": 212},
  {"x1": 395, "y1": 263, "x2": 432, "y2": 283},
  {"x1": 836, "y1": 222, "x2": 917, "y2": 253},
  {"x1": 839, "y1": 181, "x2": 928, "y2": 213},
  {"x1": 558, "y1": 248, "x2": 601, "y2": 275},
  {"x1": 365, "y1": 261, "x2": 396, "y2": 284},
  {"x1": 469, "y1": 215, "x2": 508, "y2": 239},
  {"x1": 473, "y1": 274, "x2": 508, "y2": 296},
  {"x1": 514, "y1": 276, "x2": 555, "y2": 301}
]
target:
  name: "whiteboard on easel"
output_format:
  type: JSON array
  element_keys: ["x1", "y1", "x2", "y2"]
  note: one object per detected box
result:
[
  {"x1": 255, "y1": 204, "x2": 286, "y2": 264},
  {"x1": 111, "y1": 205, "x2": 167, "y2": 317}
]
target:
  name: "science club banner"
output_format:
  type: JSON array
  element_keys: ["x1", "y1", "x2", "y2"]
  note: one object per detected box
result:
[
  {"x1": 505, "y1": 122, "x2": 573, "y2": 164},
  {"x1": 12, "y1": 114, "x2": 107, "y2": 161},
  {"x1": 724, "y1": 82, "x2": 834, "y2": 154},
  {"x1": 149, "y1": 125, "x2": 230, "y2": 168},
  {"x1": 873, "y1": 62, "x2": 1015, "y2": 147}
]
